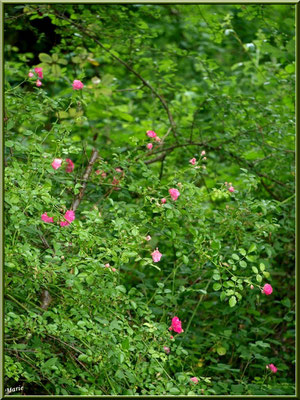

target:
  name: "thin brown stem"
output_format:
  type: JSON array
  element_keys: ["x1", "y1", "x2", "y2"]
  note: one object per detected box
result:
[{"x1": 72, "y1": 148, "x2": 99, "y2": 211}]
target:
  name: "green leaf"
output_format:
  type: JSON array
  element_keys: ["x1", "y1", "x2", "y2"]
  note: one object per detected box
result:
[
  {"x1": 183, "y1": 255, "x2": 189, "y2": 264},
  {"x1": 52, "y1": 53, "x2": 59, "y2": 62},
  {"x1": 42, "y1": 357, "x2": 58, "y2": 369},
  {"x1": 251, "y1": 266, "x2": 258, "y2": 274},
  {"x1": 248, "y1": 243, "x2": 257, "y2": 253},
  {"x1": 170, "y1": 388, "x2": 181, "y2": 395},
  {"x1": 52, "y1": 63, "x2": 61, "y2": 77},
  {"x1": 220, "y1": 291, "x2": 226, "y2": 301},
  {"x1": 256, "y1": 274, "x2": 262, "y2": 283},
  {"x1": 285, "y1": 63, "x2": 295, "y2": 73},
  {"x1": 246, "y1": 255, "x2": 257, "y2": 262},
  {"x1": 239, "y1": 260, "x2": 247, "y2": 268},
  {"x1": 239, "y1": 248, "x2": 246, "y2": 256},
  {"x1": 213, "y1": 282, "x2": 222, "y2": 291},
  {"x1": 281, "y1": 297, "x2": 291, "y2": 308},
  {"x1": 122, "y1": 337, "x2": 130, "y2": 350},
  {"x1": 116, "y1": 285, "x2": 127, "y2": 294},
  {"x1": 229, "y1": 296, "x2": 237, "y2": 307},
  {"x1": 232, "y1": 253, "x2": 239, "y2": 260},
  {"x1": 86, "y1": 275, "x2": 95, "y2": 285},
  {"x1": 259, "y1": 263, "x2": 265, "y2": 272},
  {"x1": 217, "y1": 346, "x2": 227, "y2": 355},
  {"x1": 39, "y1": 53, "x2": 52, "y2": 63}
]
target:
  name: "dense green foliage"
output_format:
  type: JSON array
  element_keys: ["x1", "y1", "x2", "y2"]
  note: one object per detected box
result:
[{"x1": 4, "y1": 4, "x2": 295, "y2": 396}]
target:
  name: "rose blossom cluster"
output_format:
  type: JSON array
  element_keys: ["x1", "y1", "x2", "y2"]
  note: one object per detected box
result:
[
  {"x1": 51, "y1": 158, "x2": 74, "y2": 173},
  {"x1": 28, "y1": 68, "x2": 84, "y2": 92},
  {"x1": 145, "y1": 130, "x2": 161, "y2": 150},
  {"x1": 41, "y1": 209, "x2": 75, "y2": 227},
  {"x1": 28, "y1": 67, "x2": 44, "y2": 87},
  {"x1": 189, "y1": 150, "x2": 207, "y2": 166},
  {"x1": 224, "y1": 181, "x2": 235, "y2": 193}
]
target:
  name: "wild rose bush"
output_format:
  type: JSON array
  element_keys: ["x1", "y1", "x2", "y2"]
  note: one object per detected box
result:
[{"x1": 4, "y1": 4, "x2": 295, "y2": 396}]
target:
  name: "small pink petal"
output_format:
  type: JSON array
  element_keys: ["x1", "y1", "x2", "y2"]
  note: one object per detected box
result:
[
  {"x1": 65, "y1": 158, "x2": 74, "y2": 173},
  {"x1": 41, "y1": 212, "x2": 54, "y2": 223},
  {"x1": 151, "y1": 248, "x2": 162, "y2": 262},
  {"x1": 169, "y1": 188, "x2": 180, "y2": 201},
  {"x1": 52, "y1": 158, "x2": 62, "y2": 170},
  {"x1": 72, "y1": 80, "x2": 84, "y2": 90},
  {"x1": 263, "y1": 283, "x2": 273, "y2": 295},
  {"x1": 146, "y1": 130, "x2": 157, "y2": 138},
  {"x1": 60, "y1": 221, "x2": 70, "y2": 227},
  {"x1": 64, "y1": 210, "x2": 75, "y2": 223},
  {"x1": 34, "y1": 67, "x2": 43, "y2": 79}
]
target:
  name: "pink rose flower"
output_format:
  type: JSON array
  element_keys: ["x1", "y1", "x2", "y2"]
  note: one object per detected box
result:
[
  {"x1": 60, "y1": 221, "x2": 70, "y2": 227},
  {"x1": 263, "y1": 283, "x2": 273, "y2": 295},
  {"x1": 169, "y1": 316, "x2": 183, "y2": 334},
  {"x1": 250, "y1": 284, "x2": 254, "y2": 290},
  {"x1": 115, "y1": 168, "x2": 123, "y2": 173},
  {"x1": 65, "y1": 158, "x2": 74, "y2": 173},
  {"x1": 41, "y1": 212, "x2": 54, "y2": 223},
  {"x1": 105, "y1": 263, "x2": 110, "y2": 268},
  {"x1": 34, "y1": 67, "x2": 43, "y2": 79},
  {"x1": 146, "y1": 235, "x2": 152, "y2": 241},
  {"x1": 147, "y1": 143, "x2": 153, "y2": 150},
  {"x1": 72, "y1": 80, "x2": 84, "y2": 90},
  {"x1": 190, "y1": 377, "x2": 199, "y2": 384},
  {"x1": 189, "y1": 158, "x2": 196, "y2": 165},
  {"x1": 228, "y1": 186, "x2": 235, "y2": 192},
  {"x1": 28, "y1": 71, "x2": 34, "y2": 78},
  {"x1": 154, "y1": 136, "x2": 161, "y2": 142},
  {"x1": 201, "y1": 150, "x2": 206, "y2": 156},
  {"x1": 36, "y1": 80, "x2": 42, "y2": 87},
  {"x1": 170, "y1": 335, "x2": 174, "y2": 339},
  {"x1": 65, "y1": 210, "x2": 75, "y2": 223},
  {"x1": 151, "y1": 248, "x2": 162, "y2": 263},
  {"x1": 163, "y1": 346, "x2": 170, "y2": 354},
  {"x1": 169, "y1": 188, "x2": 180, "y2": 201},
  {"x1": 111, "y1": 267, "x2": 116, "y2": 272},
  {"x1": 95, "y1": 170, "x2": 101, "y2": 175},
  {"x1": 51, "y1": 158, "x2": 63, "y2": 170},
  {"x1": 101, "y1": 172, "x2": 107, "y2": 178},
  {"x1": 267, "y1": 364, "x2": 277, "y2": 373},
  {"x1": 60, "y1": 210, "x2": 75, "y2": 227},
  {"x1": 112, "y1": 177, "x2": 120, "y2": 190},
  {"x1": 146, "y1": 130, "x2": 157, "y2": 138},
  {"x1": 161, "y1": 198, "x2": 167, "y2": 204}
]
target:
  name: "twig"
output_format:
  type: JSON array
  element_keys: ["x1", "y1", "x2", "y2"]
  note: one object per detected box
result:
[
  {"x1": 260, "y1": 179, "x2": 280, "y2": 201},
  {"x1": 72, "y1": 148, "x2": 99, "y2": 211},
  {"x1": 184, "y1": 278, "x2": 212, "y2": 334}
]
